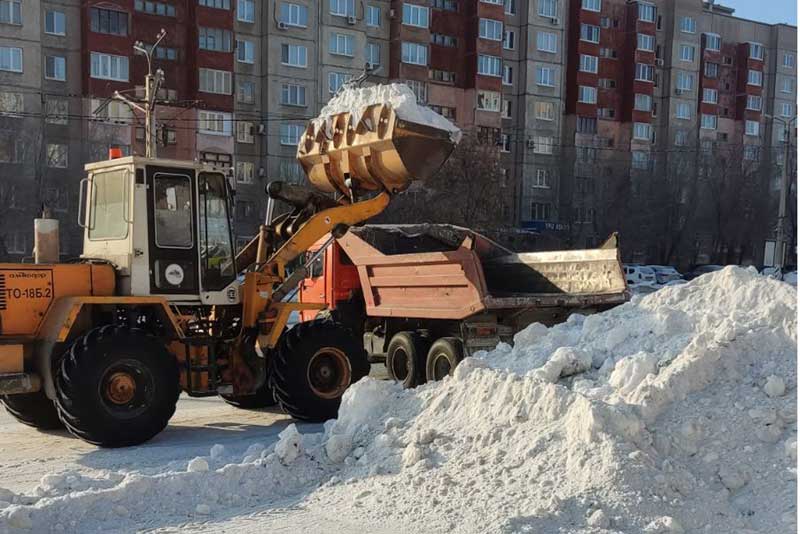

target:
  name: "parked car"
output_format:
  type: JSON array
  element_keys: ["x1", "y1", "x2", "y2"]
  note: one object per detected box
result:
[
  {"x1": 784, "y1": 271, "x2": 798, "y2": 286},
  {"x1": 665, "y1": 279, "x2": 688, "y2": 287},
  {"x1": 647, "y1": 265, "x2": 683, "y2": 285},
  {"x1": 761, "y1": 266, "x2": 798, "y2": 285},
  {"x1": 624, "y1": 264, "x2": 657, "y2": 287},
  {"x1": 684, "y1": 264, "x2": 725, "y2": 281}
]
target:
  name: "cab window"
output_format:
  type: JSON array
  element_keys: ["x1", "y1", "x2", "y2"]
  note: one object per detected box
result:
[
  {"x1": 89, "y1": 169, "x2": 128, "y2": 240},
  {"x1": 199, "y1": 172, "x2": 235, "y2": 290},
  {"x1": 154, "y1": 174, "x2": 193, "y2": 249}
]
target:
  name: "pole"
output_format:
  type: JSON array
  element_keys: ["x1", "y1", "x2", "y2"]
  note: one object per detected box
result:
[
  {"x1": 774, "y1": 119, "x2": 793, "y2": 269},
  {"x1": 144, "y1": 72, "x2": 154, "y2": 158}
]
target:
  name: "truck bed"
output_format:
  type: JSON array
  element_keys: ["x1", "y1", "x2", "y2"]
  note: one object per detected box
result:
[{"x1": 337, "y1": 225, "x2": 628, "y2": 320}]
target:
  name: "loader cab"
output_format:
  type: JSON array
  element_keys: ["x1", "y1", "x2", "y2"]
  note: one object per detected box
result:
[{"x1": 80, "y1": 157, "x2": 239, "y2": 305}]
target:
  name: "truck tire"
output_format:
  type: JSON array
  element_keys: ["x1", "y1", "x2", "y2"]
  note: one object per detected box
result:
[
  {"x1": 425, "y1": 337, "x2": 464, "y2": 382},
  {"x1": 2, "y1": 391, "x2": 63, "y2": 430},
  {"x1": 270, "y1": 320, "x2": 370, "y2": 422},
  {"x1": 55, "y1": 325, "x2": 180, "y2": 448},
  {"x1": 386, "y1": 332, "x2": 428, "y2": 389},
  {"x1": 221, "y1": 381, "x2": 277, "y2": 409}
]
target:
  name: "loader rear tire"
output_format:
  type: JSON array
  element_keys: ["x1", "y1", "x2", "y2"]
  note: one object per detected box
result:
[
  {"x1": 270, "y1": 320, "x2": 369, "y2": 422},
  {"x1": 386, "y1": 332, "x2": 428, "y2": 389},
  {"x1": 2, "y1": 391, "x2": 63, "y2": 430},
  {"x1": 425, "y1": 337, "x2": 464, "y2": 382},
  {"x1": 55, "y1": 325, "x2": 180, "y2": 448}
]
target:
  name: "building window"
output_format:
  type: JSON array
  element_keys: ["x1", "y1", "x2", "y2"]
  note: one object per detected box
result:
[
  {"x1": 430, "y1": 105, "x2": 456, "y2": 120},
  {"x1": 329, "y1": 32, "x2": 354, "y2": 56},
  {"x1": 637, "y1": 34, "x2": 654, "y2": 52},
  {"x1": 46, "y1": 144, "x2": 68, "y2": 168},
  {"x1": 330, "y1": 0, "x2": 355, "y2": 16},
  {"x1": 236, "y1": 40, "x2": 255, "y2": 63},
  {"x1": 280, "y1": 123, "x2": 302, "y2": 145},
  {"x1": 90, "y1": 8, "x2": 128, "y2": 36},
  {"x1": 503, "y1": 30, "x2": 515, "y2": 50},
  {"x1": 238, "y1": 81, "x2": 255, "y2": 104},
  {"x1": 674, "y1": 102, "x2": 691, "y2": 120},
  {"x1": 199, "y1": 68, "x2": 232, "y2": 94},
  {"x1": 280, "y1": 2, "x2": 308, "y2": 27},
  {"x1": 199, "y1": 0, "x2": 231, "y2": 9},
  {"x1": 238, "y1": 0, "x2": 254, "y2": 22},
  {"x1": 536, "y1": 66, "x2": 555, "y2": 86},
  {"x1": 477, "y1": 54, "x2": 501, "y2": 76},
  {"x1": 744, "y1": 120, "x2": 759, "y2": 136},
  {"x1": 579, "y1": 54, "x2": 598, "y2": 73},
  {"x1": 45, "y1": 98, "x2": 68, "y2": 124},
  {"x1": 536, "y1": 31, "x2": 557, "y2": 53},
  {"x1": 281, "y1": 44, "x2": 308, "y2": 67},
  {"x1": 600, "y1": 48, "x2": 617, "y2": 59},
  {"x1": 0, "y1": 0, "x2": 21, "y2": 25},
  {"x1": 538, "y1": 0, "x2": 557, "y2": 18},
  {"x1": 743, "y1": 145, "x2": 760, "y2": 161},
  {"x1": 704, "y1": 33, "x2": 720, "y2": 51},
  {"x1": 328, "y1": 72, "x2": 352, "y2": 94},
  {"x1": 704, "y1": 62, "x2": 719, "y2": 78},
  {"x1": 633, "y1": 122, "x2": 651, "y2": 140},
  {"x1": 782, "y1": 77, "x2": 794, "y2": 93},
  {"x1": 431, "y1": 0, "x2": 457, "y2": 11},
  {"x1": 679, "y1": 44, "x2": 695, "y2": 62},
  {"x1": 533, "y1": 169, "x2": 550, "y2": 188},
  {"x1": 236, "y1": 122, "x2": 254, "y2": 144},
  {"x1": 0, "y1": 91, "x2": 21, "y2": 116},
  {"x1": 783, "y1": 53, "x2": 795, "y2": 69},
  {"x1": 45, "y1": 10, "x2": 66, "y2": 35},
  {"x1": 429, "y1": 69, "x2": 456, "y2": 84},
  {"x1": 635, "y1": 63, "x2": 654, "y2": 82},
  {"x1": 631, "y1": 150, "x2": 650, "y2": 170},
  {"x1": 44, "y1": 56, "x2": 66, "y2": 81},
  {"x1": 502, "y1": 99, "x2": 511, "y2": 118},
  {"x1": 780, "y1": 102, "x2": 793, "y2": 117},
  {"x1": 199, "y1": 111, "x2": 232, "y2": 135},
  {"x1": 580, "y1": 24, "x2": 599, "y2": 43},
  {"x1": 235, "y1": 161, "x2": 254, "y2": 184},
  {"x1": 634, "y1": 93, "x2": 652, "y2": 111},
  {"x1": 402, "y1": 3, "x2": 429, "y2": 27},
  {"x1": 431, "y1": 33, "x2": 457, "y2": 47},
  {"x1": 582, "y1": 0, "x2": 601, "y2": 11},
  {"x1": 638, "y1": 2, "x2": 655, "y2": 22},
  {"x1": 598, "y1": 78, "x2": 615, "y2": 89},
  {"x1": 700, "y1": 113, "x2": 717, "y2": 130},
  {"x1": 134, "y1": 0, "x2": 176, "y2": 16},
  {"x1": 578, "y1": 86, "x2": 597, "y2": 104},
  {"x1": 530, "y1": 202, "x2": 551, "y2": 221},
  {"x1": 402, "y1": 42, "x2": 428, "y2": 65},
  {"x1": 747, "y1": 70, "x2": 762, "y2": 86},
  {"x1": 479, "y1": 18, "x2": 503, "y2": 41},
  {"x1": 366, "y1": 5, "x2": 380, "y2": 26},
  {"x1": 676, "y1": 71, "x2": 694, "y2": 91},
  {"x1": 502, "y1": 65, "x2": 513, "y2": 85},
  {"x1": 535, "y1": 101, "x2": 554, "y2": 120},
  {"x1": 90, "y1": 52, "x2": 128, "y2": 81},
  {"x1": 576, "y1": 116, "x2": 597, "y2": 133},
  {"x1": 746, "y1": 95, "x2": 762, "y2": 111},
  {"x1": 500, "y1": 133, "x2": 511, "y2": 152},
  {"x1": 679, "y1": 16, "x2": 695, "y2": 33},
  {"x1": 532, "y1": 136, "x2": 554, "y2": 154},
  {"x1": 674, "y1": 130, "x2": 688, "y2": 146},
  {"x1": 504, "y1": 0, "x2": 515, "y2": 14},
  {"x1": 366, "y1": 42, "x2": 380, "y2": 68},
  {"x1": 749, "y1": 42, "x2": 764, "y2": 61},
  {"x1": 702, "y1": 88, "x2": 718, "y2": 104},
  {"x1": 477, "y1": 90, "x2": 500, "y2": 112},
  {"x1": 281, "y1": 83, "x2": 307, "y2": 107},
  {"x1": 199, "y1": 27, "x2": 233, "y2": 52}
]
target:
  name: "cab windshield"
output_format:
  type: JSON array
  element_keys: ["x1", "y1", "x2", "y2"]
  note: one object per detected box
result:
[{"x1": 199, "y1": 172, "x2": 235, "y2": 291}]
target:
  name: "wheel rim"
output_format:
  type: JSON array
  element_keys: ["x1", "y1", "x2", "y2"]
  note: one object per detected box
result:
[
  {"x1": 98, "y1": 359, "x2": 154, "y2": 419},
  {"x1": 431, "y1": 352, "x2": 452, "y2": 381},
  {"x1": 307, "y1": 348, "x2": 352, "y2": 400},
  {"x1": 391, "y1": 347, "x2": 410, "y2": 381}
]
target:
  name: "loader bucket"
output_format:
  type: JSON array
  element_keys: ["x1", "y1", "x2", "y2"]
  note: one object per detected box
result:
[{"x1": 297, "y1": 103, "x2": 456, "y2": 195}]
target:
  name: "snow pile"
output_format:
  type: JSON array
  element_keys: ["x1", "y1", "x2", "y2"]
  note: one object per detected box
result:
[
  {"x1": 314, "y1": 83, "x2": 462, "y2": 142},
  {"x1": 0, "y1": 267, "x2": 795, "y2": 533}
]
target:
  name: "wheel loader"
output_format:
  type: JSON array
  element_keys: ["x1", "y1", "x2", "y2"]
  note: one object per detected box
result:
[{"x1": 0, "y1": 100, "x2": 456, "y2": 447}]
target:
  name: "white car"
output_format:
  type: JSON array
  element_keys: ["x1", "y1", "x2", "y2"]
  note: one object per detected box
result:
[
  {"x1": 647, "y1": 265, "x2": 683, "y2": 285},
  {"x1": 783, "y1": 271, "x2": 797, "y2": 286},
  {"x1": 624, "y1": 265, "x2": 657, "y2": 287}
]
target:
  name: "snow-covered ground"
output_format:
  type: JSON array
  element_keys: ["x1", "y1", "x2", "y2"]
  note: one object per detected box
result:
[{"x1": 0, "y1": 267, "x2": 795, "y2": 533}]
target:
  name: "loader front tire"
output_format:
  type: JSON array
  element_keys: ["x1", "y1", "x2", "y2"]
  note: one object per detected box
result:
[
  {"x1": 55, "y1": 325, "x2": 180, "y2": 447},
  {"x1": 270, "y1": 320, "x2": 369, "y2": 422},
  {"x1": 2, "y1": 391, "x2": 63, "y2": 430}
]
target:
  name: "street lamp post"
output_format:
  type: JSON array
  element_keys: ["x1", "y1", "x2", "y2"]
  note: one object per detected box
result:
[{"x1": 772, "y1": 115, "x2": 796, "y2": 269}]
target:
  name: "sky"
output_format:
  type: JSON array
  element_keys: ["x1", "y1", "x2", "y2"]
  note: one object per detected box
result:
[{"x1": 718, "y1": 0, "x2": 797, "y2": 25}]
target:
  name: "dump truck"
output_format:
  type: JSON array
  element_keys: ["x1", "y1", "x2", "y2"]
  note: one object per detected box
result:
[
  {"x1": 298, "y1": 225, "x2": 629, "y2": 387},
  {"x1": 0, "y1": 84, "x2": 457, "y2": 447}
]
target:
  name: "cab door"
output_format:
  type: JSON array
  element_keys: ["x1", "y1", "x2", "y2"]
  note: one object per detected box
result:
[{"x1": 146, "y1": 166, "x2": 199, "y2": 295}]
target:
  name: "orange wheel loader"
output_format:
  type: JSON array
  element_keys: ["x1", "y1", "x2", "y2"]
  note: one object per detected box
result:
[{"x1": 0, "y1": 101, "x2": 456, "y2": 447}]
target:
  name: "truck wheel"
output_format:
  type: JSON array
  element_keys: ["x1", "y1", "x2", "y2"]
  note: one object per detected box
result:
[
  {"x1": 425, "y1": 337, "x2": 464, "y2": 382},
  {"x1": 221, "y1": 381, "x2": 277, "y2": 409},
  {"x1": 55, "y1": 325, "x2": 180, "y2": 448},
  {"x1": 386, "y1": 332, "x2": 428, "y2": 388},
  {"x1": 2, "y1": 391, "x2": 63, "y2": 430},
  {"x1": 270, "y1": 320, "x2": 369, "y2": 422}
]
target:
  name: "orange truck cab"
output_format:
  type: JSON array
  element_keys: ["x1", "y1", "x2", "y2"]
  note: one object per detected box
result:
[{"x1": 298, "y1": 236, "x2": 360, "y2": 322}]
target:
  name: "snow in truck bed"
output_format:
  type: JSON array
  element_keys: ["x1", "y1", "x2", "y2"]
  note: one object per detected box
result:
[{"x1": 0, "y1": 267, "x2": 795, "y2": 533}]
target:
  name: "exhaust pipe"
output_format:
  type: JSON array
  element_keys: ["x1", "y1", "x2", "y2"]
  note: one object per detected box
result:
[{"x1": 34, "y1": 207, "x2": 59, "y2": 264}]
